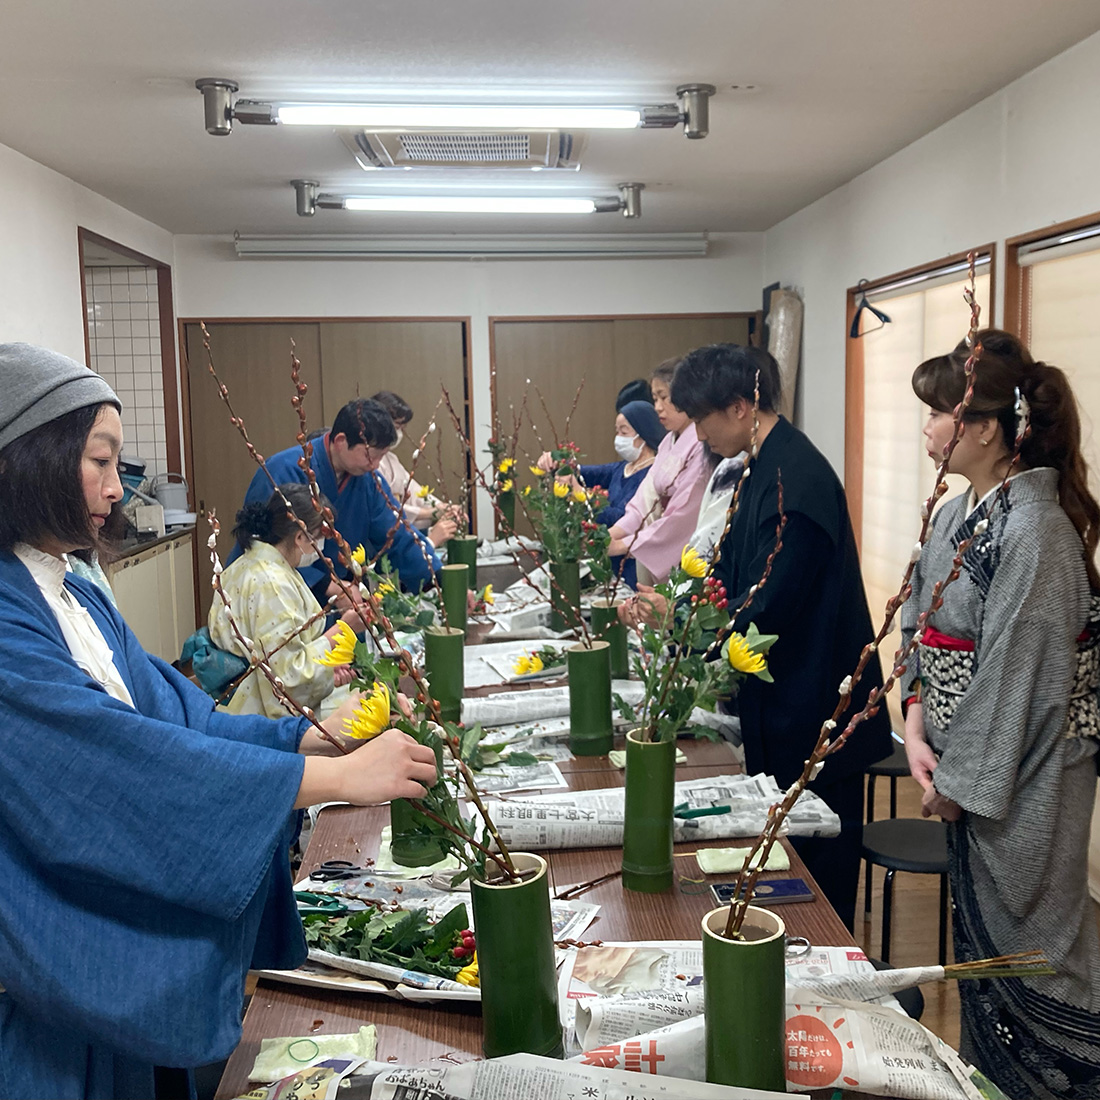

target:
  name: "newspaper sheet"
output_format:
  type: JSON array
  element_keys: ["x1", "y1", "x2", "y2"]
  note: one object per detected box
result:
[
  {"x1": 480, "y1": 716, "x2": 576, "y2": 763},
  {"x1": 556, "y1": 943, "x2": 1002, "y2": 1100},
  {"x1": 350, "y1": 1053, "x2": 789, "y2": 1099},
  {"x1": 480, "y1": 773, "x2": 841, "y2": 851},
  {"x1": 461, "y1": 681, "x2": 645, "y2": 726},
  {"x1": 471, "y1": 759, "x2": 569, "y2": 794},
  {"x1": 465, "y1": 639, "x2": 570, "y2": 686}
]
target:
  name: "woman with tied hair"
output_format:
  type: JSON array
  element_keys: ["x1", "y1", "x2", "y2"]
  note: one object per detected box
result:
[
  {"x1": 0, "y1": 343, "x2": 437, "y2": 1100},
  {"x1": 208, "y1": 483, "x2": 369, "y2": 719},
  {"x1": 902, "y1": 328, "x2": 1100, "y2": 1097}
]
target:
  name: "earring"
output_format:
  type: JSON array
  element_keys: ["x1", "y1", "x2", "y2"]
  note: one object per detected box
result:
[{"x1": 980, "y1": 439, "x2": 989, "y2": 447}]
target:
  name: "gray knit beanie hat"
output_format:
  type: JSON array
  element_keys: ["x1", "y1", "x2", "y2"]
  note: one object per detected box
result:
[{"x1": 0, "y1": 343, "x2": 121, "y2": 452}]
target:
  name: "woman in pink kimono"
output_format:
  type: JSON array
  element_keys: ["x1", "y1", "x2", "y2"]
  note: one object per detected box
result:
[{"x1": 606, "y1": 358, "x2": 708, "y2": 584}]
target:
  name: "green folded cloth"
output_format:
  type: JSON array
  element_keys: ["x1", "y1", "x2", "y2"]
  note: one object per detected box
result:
[
  {"x1": 248, "y1": 1026, "x2": 377, "y2": 1082},
  {"x1": 695, "y1": 846, "x2": 791, "y2": 874},
  {"x1": 608, "y1": 747, "x2": 687, "y2": 769}
]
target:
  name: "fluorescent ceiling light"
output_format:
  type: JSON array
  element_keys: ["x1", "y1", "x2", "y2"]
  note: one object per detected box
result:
[
  {"x1": 233, "y1": 234, "x2": 709, "y2": 260},
  {"x1": 277, "y1": 104, "x2": 642, "y2": 129},
  {"x1": 342, "y1": 195, "x2": 598, "y2": 214}
]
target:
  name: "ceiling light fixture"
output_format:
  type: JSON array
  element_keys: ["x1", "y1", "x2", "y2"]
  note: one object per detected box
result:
[
  {"x1": 196, "y1": 80, "x2": 716, "y2": 139},
  {"x1": 292, "y1": 180, "x2": 644, "y2": 218}
]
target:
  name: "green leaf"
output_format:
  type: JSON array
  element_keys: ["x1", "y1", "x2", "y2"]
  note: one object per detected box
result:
[{"x1": 500, "y1": 750, "x2": 538, "y2": 767}]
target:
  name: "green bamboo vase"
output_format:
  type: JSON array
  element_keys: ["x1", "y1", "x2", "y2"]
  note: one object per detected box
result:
[
  {"x1": 701, "y1": 905, "x2": 787, "y2": 1091},
  {"x1": 497, "y1": 489, "x2": 515, "y2": 535},
  {"x1": 471, "y1": 853, "x2": 563, "y2": 1059},
  {"x1": 621, "y1": 730, "x2": 676, "y2": 892},
  {"x1": 424, "y1": 625, "x2": 464, "y2": 723},
  {"x1": 549, "y1": 558, "x2": 581, "y2": 632},
  {"x1": 439, "y1": 562, "x2": 468, "y2": 634},
  {"x1": 567, "y1": 640, "x2": 613, "y2": 756},
  {"x1": 589, "y1": 597, "x2": 628, "y2": 679},
  {"x1": 389, "y1": 737, "x2": 447, "y2": 867},
  {"x1": 446, "y1": 534, "x2": 478, "y2": 589}
]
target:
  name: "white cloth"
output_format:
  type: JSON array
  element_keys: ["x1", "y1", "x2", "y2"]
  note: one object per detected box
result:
[
  {"x1": 377, "y1": 451, "x2": 442, "y2": 530},
  {"x1": 14, "y1": 543, "x2": 134, "y2": 706}
]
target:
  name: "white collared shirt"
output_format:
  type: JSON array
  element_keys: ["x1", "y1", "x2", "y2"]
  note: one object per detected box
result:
[{"x1": 14, "y1": 543, "x2": 134, "y2": 706}]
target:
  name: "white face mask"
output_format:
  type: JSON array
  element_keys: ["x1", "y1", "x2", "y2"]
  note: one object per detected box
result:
[
  {"x1": 394, "y1": 428, "x2": 404, "y2": 447},
  {"x1": 614, "y1": 433, "x2": 643, "y2": 462},
  {"x1": 298, "y1": 534, "x2": 324, "y2": 569}
]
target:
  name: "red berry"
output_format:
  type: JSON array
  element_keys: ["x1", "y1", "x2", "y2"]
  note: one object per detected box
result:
[
  {"x1": 717, "y1": 598, "x2": 728, "y2": 609},
  {"x1": 460, "y1": 929, "x2": 472, "y2": 937},
  {"x1": 453, "y1": 945, "x2": 469, "y2": 959},
  {"x1": 462, "y1": 935, "x2": 476, "y2": 949},
  {"x1": 690, "y1": 595, "x2": 698, "y2": 604}
]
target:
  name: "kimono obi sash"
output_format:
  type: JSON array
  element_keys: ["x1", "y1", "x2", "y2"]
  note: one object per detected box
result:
[{"x1": 919, "y1": 593, "x2": 1100, "y2": 741}]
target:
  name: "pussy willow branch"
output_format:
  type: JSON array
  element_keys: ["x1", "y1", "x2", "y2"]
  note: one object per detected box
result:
[
  {"x1": 533, "y1": 384, "x2": 562, "y2": 449},
  {"x1": 205, "y1": 515, "x2": 349, "y2": 754},
  {"x1": 562, "y1": 377, "x2": 586, "y2": 442},
  {"x1": 202, "y1": 326, "x2": 517, "y2": 878},
  {"x1": 724, "y1": 252, "x2": 989, "y2": 937},
  {"x1": 407, "y1": 800, "x2": 516, "y2": 880},
  {"x1": 440, "y1": 385, "x2": 596, "y2": 647}
]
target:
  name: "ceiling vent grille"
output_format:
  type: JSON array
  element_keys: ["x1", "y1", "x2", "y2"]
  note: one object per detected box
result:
[
  {"x1": 398, "y1": 133, "x2": 531, "y2": 162},
  {"x1": 340, "y1": 130, "x2": 585, "y2": 171}
]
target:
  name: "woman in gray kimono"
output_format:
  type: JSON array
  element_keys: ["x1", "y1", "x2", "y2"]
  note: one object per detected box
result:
[{"x1": 901, "y1": 329, "x2": 1100, "y2": 1098}]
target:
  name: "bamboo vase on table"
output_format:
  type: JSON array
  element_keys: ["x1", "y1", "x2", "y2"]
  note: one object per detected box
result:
[
  {"x1": 567, "y1": 639, "x2": 613, "y2": 756},
  {"x1": 446, "y1": 534, "x2": 478, "y2": 589},
  {"x1": 471, "y1": 852, "x2": 563, "y2": 1058},
  {"x1": 701, "y1": 904, "x2": 786, "y2": 1090},
  {"x1": 549, "y1": 558, "x2": 581, "y2": 632},
  {"x1": 423, "y1": 625, "x2": 464, "y2": 723},
  {"x1": 389, "y1": 735, "x2": 449, "y2": 867},
  {"x1": 496, "y1": 488, "x2": 515, "y2": 535},
  {"x1": 589, "y1": 596, "x2": 628, "y2": 678},
  {"x1": 439, "y1": 562, "x2": 469, "y2": 634},
  {"x1": 621, "y1": 730, "x2": 676, "y2": 891}
]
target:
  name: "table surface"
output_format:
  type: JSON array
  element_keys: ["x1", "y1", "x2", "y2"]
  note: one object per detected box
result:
[{"x1": 216, "y1": 575, "x2": 857, "y2": 1098}]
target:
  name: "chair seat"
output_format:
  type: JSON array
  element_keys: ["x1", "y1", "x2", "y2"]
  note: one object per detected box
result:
[
  {"x1": 867, "y1": 742, "x2": 910, "y2": 778},
  {"x1": 861, "y1": 818, "x2": 949, "y2": 875}
]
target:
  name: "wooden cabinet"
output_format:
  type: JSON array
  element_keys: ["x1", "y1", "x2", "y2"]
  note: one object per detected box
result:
[{"x1": 107, "y1": 531, "x2": 196, "y2": 662}]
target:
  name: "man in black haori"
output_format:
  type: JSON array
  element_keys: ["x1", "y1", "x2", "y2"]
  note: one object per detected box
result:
[{"x1": 671, "y1": 343, "x2": 892, "y2": 929}]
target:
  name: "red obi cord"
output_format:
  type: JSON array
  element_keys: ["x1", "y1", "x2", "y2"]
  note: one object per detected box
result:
[{"x1": 920, "y1": 626, "x2": 975, "y2": 652}]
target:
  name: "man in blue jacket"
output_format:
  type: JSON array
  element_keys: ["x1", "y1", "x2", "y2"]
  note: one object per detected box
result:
[{"x1": 236, "y1": 397, "x2": 440, "y2": 594}]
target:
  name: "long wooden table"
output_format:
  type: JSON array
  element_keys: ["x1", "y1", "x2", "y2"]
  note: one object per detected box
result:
[{"x1": 215, "y1": 737, "x2": 854, "y2": 1098}]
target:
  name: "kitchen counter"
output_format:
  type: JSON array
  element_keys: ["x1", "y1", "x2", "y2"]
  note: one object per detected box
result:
[{"x1": 109, "y1": 524, "x2": 197, "y2": 562}]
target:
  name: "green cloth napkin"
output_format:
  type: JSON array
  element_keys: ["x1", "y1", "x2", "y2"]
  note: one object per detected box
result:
[
  {"x1": 695, "y1": 845, "x2": 791, "y2": 874},
  {"x1": 248, "y1": 1026, "x2": 377, "y2": 1082},
  {"x1": 608, "y1": 747, "x2": 687, "y2": 768}
]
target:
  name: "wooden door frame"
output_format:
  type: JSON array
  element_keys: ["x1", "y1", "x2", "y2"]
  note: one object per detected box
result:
[
  {"x1": 1003, "y1": 209, "x2": 1100, "y2": 342},
  {"x1": 844, "y1": 245, "x2": 996, "y2": 552},
  {"x1": 78, "y1": 228, "x2": 182, "y2": 481},
  {"x1": 487, "y1": 310, "x2": 762, "y2": 435}
]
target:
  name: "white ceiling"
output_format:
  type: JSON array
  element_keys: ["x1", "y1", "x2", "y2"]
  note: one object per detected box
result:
[{"x1": 2, "y1": 0, "x2": 1099, "y2": 237}]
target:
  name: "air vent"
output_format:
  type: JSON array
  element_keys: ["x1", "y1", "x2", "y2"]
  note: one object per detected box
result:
[{"x1": 339, "y1": 130, "x2": 585, "y2": 171}]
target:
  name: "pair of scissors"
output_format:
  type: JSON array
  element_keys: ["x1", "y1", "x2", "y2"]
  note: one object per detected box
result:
[{"x1": 309, "y1": 860, "x2": 366, "y2": 882}]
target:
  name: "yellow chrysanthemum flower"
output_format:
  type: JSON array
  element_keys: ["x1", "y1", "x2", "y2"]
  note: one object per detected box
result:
[
  {"x1": 530, "y1": 465, "x2": 546, "y2": 477},
  {"x1": 479, "y1": 584, "x2": 494, "y2": 606},
  {"x1": 522, "y1": 485, "x2": 532, "y2": 497},
  {"x1": 416, "y1": 484, "x2": 432, "y2": 499},
  {"x1": 342, "y1": 681, "x2": 391, "y2": 740},
  {"x1": 727, "y1": 633, "x2": 767, "y2": 676},
  {"x1": 499, "y1": 478, "x2": 513, "y2": 493},
  {"x1": 316, "y1": 620, "x2": 358, "y2": 666},
  {"x1": 680, "y1": 545, "x2": 708, "y2": 579},
  {"x1": 572, "y1": 488, "x2": 587, "y2": 503},
  {"x1": 552, "y1": 481, "x2": 570, "y2": 498},
  {"x1": 350, "y1": 544, "x2": 366, "y2": 566},
  {"x1": 498, "y1": 457, "x2": 515, "y2": 474},
  {"x1": 513, "y1": 651, "x2": 545, "y2": 675},
  {"x1": 456, "y1": 951, "x2": 479, "y2": 987},
  {"x1": 376, "y1": 580, "x2": 396, "y2": 597}
]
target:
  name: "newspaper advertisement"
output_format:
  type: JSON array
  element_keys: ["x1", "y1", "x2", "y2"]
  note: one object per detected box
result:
[
  {"x1": 480, "y1": 773, "x2": 841, "y2": 851},
  {"x1": 327, "y1": 1053, "x2": 789, "y2": 1100},
  {"x1": 557, "y1": 943, "x2": 1004, "y2": 1100}
]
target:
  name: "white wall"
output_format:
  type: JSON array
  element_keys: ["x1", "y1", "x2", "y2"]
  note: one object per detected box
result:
[
  {"x1": 172, "y1": 232, "x2": 765, "y2": 526},
  {"x1": 764, "y1": 28, "x2": 1100, "y2": 473},
  {"x1": 0, "y1": 141, "x2": 173, "y2": 357}
]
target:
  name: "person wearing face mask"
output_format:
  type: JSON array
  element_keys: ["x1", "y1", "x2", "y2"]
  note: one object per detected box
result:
[
  {"x1": 209, "y1": 485, "x2": 368, "y2": 719},
  {"x1": 371, "y1": 390, "x2": 460, "y2": 547},
  {"x1": 537, "y1": 401, "x2": 665, "y2": 589}
]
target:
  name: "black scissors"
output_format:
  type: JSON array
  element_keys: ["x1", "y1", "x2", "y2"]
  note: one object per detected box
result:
[{"x1": 308, "y1": 860, "x2": 366, "y2": 882}]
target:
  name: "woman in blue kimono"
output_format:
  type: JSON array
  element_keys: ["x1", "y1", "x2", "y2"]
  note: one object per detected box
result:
[{"x1": 0, "y1": 343, "x2": 438, "y2": 1100}]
